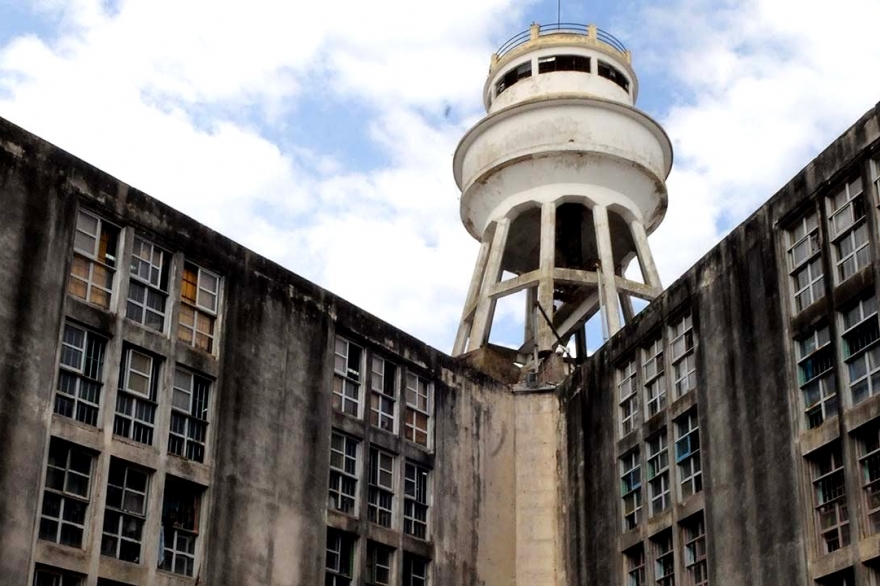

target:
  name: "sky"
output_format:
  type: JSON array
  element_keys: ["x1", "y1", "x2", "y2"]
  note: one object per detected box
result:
[{"x1": 1, "y1": 0, "x2": 880, "y2": 354}]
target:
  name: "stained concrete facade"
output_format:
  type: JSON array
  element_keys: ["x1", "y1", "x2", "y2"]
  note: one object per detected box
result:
[{"x1": 4, "y1": 73, "x2": 880, "y2": 586}]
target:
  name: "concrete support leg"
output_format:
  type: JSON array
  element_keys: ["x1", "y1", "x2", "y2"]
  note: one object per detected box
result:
[
  {"x1": 593, "y1": 205, "x2": 622, "y2": 335},
  {"x1": 524, "y1": 287, "x2": 537, "y2": 346},
  {"x1": 630, "y1": 219, "x2": 663, "y2": 293},
  {"x1": 453, "y1": 238, "x2": 493, "y2": 355},
  {"x1": 620, "y1": 293, "x2": 634, "y2": 323},
  {"x1": 469, "y1": 218, "x2": 511, "y2": 349},
  {"x1": 536, "y1": 202, "x2": 557, "y2": 353}
]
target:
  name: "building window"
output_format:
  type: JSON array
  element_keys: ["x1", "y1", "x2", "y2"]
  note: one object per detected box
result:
[
  {"x1": 55, "y1": 323, "x2": 106, "y2": 427},
  {"x1": 647, "y1": 433, "x2": 670, "y2": 516},
  {"x1": 620, "y1": 450, "x2": 641, "y2": 531},
  {"x1": 786, "y1": 211, "x2": 824, "y2": 312},
  {"x1": 114, "y1": 348, "x2": 160, "y2": 445},
  {"x1": 619, "y1": 359, "x2": 638, "y2": 436},
  {"x1": 817, "y1": 568, "x2": 855, "y2": 586},
  {"x1": 101, "y1": 459, "x2": 149, "y2": 563},
  {"x1": 652, "y1": 530, "x2": 675, "y2": 586},
  {"x1": 68, "y1": 210, "x2": 118, "y2": 309},
  {"x1": 643, "y1": 336, "x2": 666, "y2": 418},
  {"x1": 624, "y1": 544, "x2": 645, "y2": 586},
  {"x1": 872, "y1": 159, "x2": 880, "y2": 205},
  {"x1": 676, "y1": 411, "x2": 702, "y2": 498},
  {"x1": 159, "y1": 477, "x2": 202, "y2": 577},
  {"x1": 828, "y1": 177, "x2": 870, "y2": 282},
  {"x1": 670, "y1": 314, "x2": 696, "y2": 398},
  {"x1": 495, "y1": 61, "x2": 531, "y2": 96},
  {"x1": 126, "y1": 236, "x2": 169, "y2": 331},
  {"x1": 841, "y1": 295, "x2": 880, "y2": 405},
  {"x1": 537, "y1": 54, "x2": 590, "y2": 73},
  {"x1": 168, "y1": 368, "x2": 210, "y2": 463},
  {"x1": 326, "y1": 529, "x2": 356, "y2": 586},
  {"x1": 178, "y1": 262, "x2": 219, "y2": 353},
  {"x1": 811, "y1": 444, "x2": 850, "y2": 554},
  {"x1": 33, "y1": 566, "x2": 84, "y2": 586},
  {"x1": 368, "y1": 447, "x2": 395, "y2": 528},
  {"x1": 371, "y1": 356, "x2": 398, "y2": 432},
  {"x1": 366, "y1": 542, "x2": 394, "y2": 586},
  {"x1": 404, "y1": 462, "x2": 430, "y2": 539},
  {"x1": 334, "y1": 336, "x2": 363, "y2": 417},
  {"x1": 796, "y1": 325, "x2": 837, "y2": 428},
  {"x1": 402, "y1": 553, "x2": 429, "y2": 586},
  {"x1": 858, "y1": 426, "x2": 880, "y2": 535},
  {"x1": 597, "y1": 60, "x2": 630, "y2": 91},
  {"x1": 39, "y1": 439, "x2": 92, "y2": 548},
  {"x1": 329, "y1": 431, "x2": 359, "y2": 515},
  {"x1": 683, "y1": 513, "x2": 708, "y2": 586},
  {"x1": 404, "y1": 373, "x2": 431, "y2": 447}
]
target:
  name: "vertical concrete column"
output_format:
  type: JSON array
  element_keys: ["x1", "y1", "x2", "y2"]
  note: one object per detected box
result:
[
  {"x1": 524, "y1": 287, "x2": 537, "y2": 346},
  {"x1": 453, "y1": 238, "x2": 493, "y2": 355},
  {"x1": 593, "y1": 205, "x2": 622, "y2": 335},
  {"x1": 536, "y1": 202, "x2": 557, "y2": 353},
  {"x1": 469, "y1": 218, "x2": 511, "y2": 349},
  {"x1": 630, "y1": 219, "x2": 663, "y2": 292},
  {"x1": 620, "y1": 292, "x2": 635, "y2": 323}
]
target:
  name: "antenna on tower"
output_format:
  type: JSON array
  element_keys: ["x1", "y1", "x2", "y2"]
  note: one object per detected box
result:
[{"x1": 557, "y1": 0, "x2": 561, "y2": 25}]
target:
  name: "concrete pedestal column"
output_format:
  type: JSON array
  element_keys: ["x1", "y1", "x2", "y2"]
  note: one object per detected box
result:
[
  {"x1": 453, "y1": 238, "x2": 493, "y2": 355},
  {"x1": 593, "y1": 205, "x2": 622, "y2": 335},
  {"x1": 469, "y1": 218, "x2": 511, "y2": 350},
  {"x1": 536, "y1": 202, "x2": 557, "y2": 353},
  {"x1": 630, "y1": 218, "x2": 663, "y2": 292}
]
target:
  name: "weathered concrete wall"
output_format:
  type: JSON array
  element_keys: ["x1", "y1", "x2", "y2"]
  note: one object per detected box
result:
[
  {"x1": 0, "y1": 114, "x2": 520, "y2": 585},
  {"x1": 560, "y1": 102, "x2": 880, "y2": 585}
]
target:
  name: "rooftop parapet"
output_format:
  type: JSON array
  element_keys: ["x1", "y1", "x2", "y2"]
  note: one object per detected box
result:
[{"x1": 490, "y1": 23, "x2": 631, "y2": 74}]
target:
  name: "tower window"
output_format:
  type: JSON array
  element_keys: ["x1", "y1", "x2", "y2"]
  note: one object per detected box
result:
[
  {"x1": 597, "y1": 60, "x2": 630, "y2": 92},
  {"x1": 495, "y1": 61, "x2": 532, "y2": 96},
  {"x1": 537, "y1": 54, "x2": 590, "y2": 74}
]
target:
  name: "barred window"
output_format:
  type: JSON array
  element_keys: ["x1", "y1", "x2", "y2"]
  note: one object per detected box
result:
[
  {"x1": 328, "y1": 432, "x2": 359, "y2": 515},
  {"x1": 404, "y1": 462, "x2": 430, "y2": 540},
  {"x1": 178, "y1": 262, "x2": 220, "y2": 353},
  {"x1": 38, "y1": 439, "x2": 93, "y2": 548},
  {"x1": 811, "y1": 444, "x2": 850, "y2": 554},
  {"x1": 114, "y1": 348, "x2": 161, "y2": 446},
  {"x1": 676, "y1": 411, "x2": 702, "y2": 499},
  {"x1": 404, "y1": 373, "x2": 431, "y2": 447},
  {"x1": 368, "y1": 447, "x2": 395, "y2": 528},
  {"x1": 621, "y1": 450, "x2": 641, "y2": 531},
  {"x1": 643, "y1": 336, "x2": 666, "y2": 418},
  {"x1": 786, "y1": 211, "x2": 824, "y2": 313},
  {"x1": 796, "y1": 326, "x2": 837, "y2": 428},
  {"x1": 333, "y1": 336, "x2": 363, "y2": 417},
  {"x1": 646, "y1": 433, "x2": 670, "y2": 516},
  {"x1": 326, "y1": 529, "x2": 356, "y2": 586},
  {"x1": 126, "y1": 236, "x2": 169, "y2": 332},
  {"x1": 371, "y1": 356, "x2": 398, "y2": 432},
  {"x1": 55, "y1": 323, "x2": 106, "y2": 426},
  {"x1": 159, "y1": 477, "x2": 202, "y2": 577},
  {"x1": 101, "y1": 459, "x2": 150, "y2": 563},
  {"x1": 619, "y1": 359, "x2": 638, "y2": 436},
  {"x1": 68, "y1": 210, "x2": 118, "y2": 309},
  {"x1": 841, "y1": 295, "x2": 880, "y2": 405},
  {"x1": 168, "y1": 368, "x2": 210, "y2": 463},
  {"x1": 670, "y1": 314, "x2": 696, "y2": 398}
]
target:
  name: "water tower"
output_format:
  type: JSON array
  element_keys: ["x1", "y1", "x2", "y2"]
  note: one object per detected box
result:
[{"x1": 451, "y1": 23, "x2": 673, "y2": 361}]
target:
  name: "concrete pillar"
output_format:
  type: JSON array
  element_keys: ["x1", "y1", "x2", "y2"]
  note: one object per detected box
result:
[
  {"x1": 453, "y1": 238, "x2": 493, "y2": 355},
  {"x1": 630, "y1": 219, "x2": 662, "y2": 292},
  {"x1": 470, "y1": 218, "x2": 511, "y2": 349},
  {"x1": 524, "y1": 287, "x2": 537, "y2": 346},
  {"x1": 536, "y1": 202, "x2": 557, "y2": 353},
  {"x1": 620, "y1": 292, "x2": 635, "y2": 323},
  {"x1": 593, "y1": 205, "x2": 622, "y2": 335}
]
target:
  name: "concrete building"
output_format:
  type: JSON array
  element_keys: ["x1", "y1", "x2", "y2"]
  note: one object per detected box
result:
[{"x1": 2, "y1": 20, "x2": 880, "y2": 586}]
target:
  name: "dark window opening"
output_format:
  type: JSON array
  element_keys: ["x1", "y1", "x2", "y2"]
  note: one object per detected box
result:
[
  {"x1": 496, "y1": 61, "x2": 532, "y2": 96},
  {"x1": 598, "y1": 61, "x2": 630, "y2": 92},
  {"x1": 538, "y1": 54, "x2": 590, "y2": 74}
]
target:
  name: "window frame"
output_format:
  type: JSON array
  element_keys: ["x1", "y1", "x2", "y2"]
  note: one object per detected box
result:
[
  {"x1": 652, "y1": 530, "x2": 675, "y2": 586},
  {"x1": 168, "y1": 367, "x2": 211, "y2": 463},
  {"x1": 55, "y1": 322, "x2": 106, "y2": 427},
  {"x1": 796, "y1": 325, "x2": 837, "y2": 429},
  {"x1": 39, "y1": 440, "x2": 93, "y2": 549},
  {"x1": 333, "y1": 335, "x2": 364, "y2": 418},
  {"x1": 643, "y1": 336, "x2": 667, "y2": 419},
  {"x1": 178, "y1": 262, "x2": 221, "y2": 354},
  {"x1": 786, "y1": 211, "x2": 824, "y2": 313},
  {"x1": 618, "y1": 359, "x2": 638, "y2": 437},
  {"x1": 159, "y1": 476, "x2": 202, "y2": 577},
  {"x1": 404, "y1": 371, "x2": 432, "y2": 448},
  {"x1": 620, "y1": 449, "x2": 642, "y2": 531},
  {"x1": 624, "y1": 544, "x2": 646, "y2": 586},
  {"x1": 675, "y1": 411, "x2": 702, "y2": 499},
  {"x1": 365, "y1": 541, "x2": 394, "y2": 586},
  {"x1": 113, "y1": 347, "x2": 160, "y2": 446},
  {"x1": 858, "y1": 426, "x2": 880, "y2": 536},
  {"x1": 646, "y1": 433, "x2": 670, "y2": 517},
  {"x1": 404, "y1": 461, "x2": 430, "y2": 540},
  {"x1": 402, "y1": 552, "x2": 430, "y2": 586},
  {"x1": 841, "y1": 295, "x2": 880, "y2": 405},
  {"x1": 811, "y1": 445, "x2": 850, "y2": 555},
  {"x1": 370, "y1": 355, "x2": 398, "y2": 433},
  {"x1": 827, "y1": 177, "x2": 870, "y2": 283},
  {"x1": 325, "y1": 529, "x2": 356, "y2": 586},
  {"x1": 368, "y1": 446, "x2": 395, "y2": 528},
  {"x1": 329, "y1": 431, "x2": 360, "y2": 516},
  {"x1": 682, "y1": 514, "x2": 708, "y2": 586},
  {"x1": 68, "y1": 209, "x2": 119, "y2": 310},
  {"x1": 669, "y1": 314, "x2": 697, "y2": 398},
  {"x1": 101, "y1": 459, "x2": 150, "y2": 564},
  {"x1": 126, "y1": 235, "x2": 169, "y2": 332}
]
